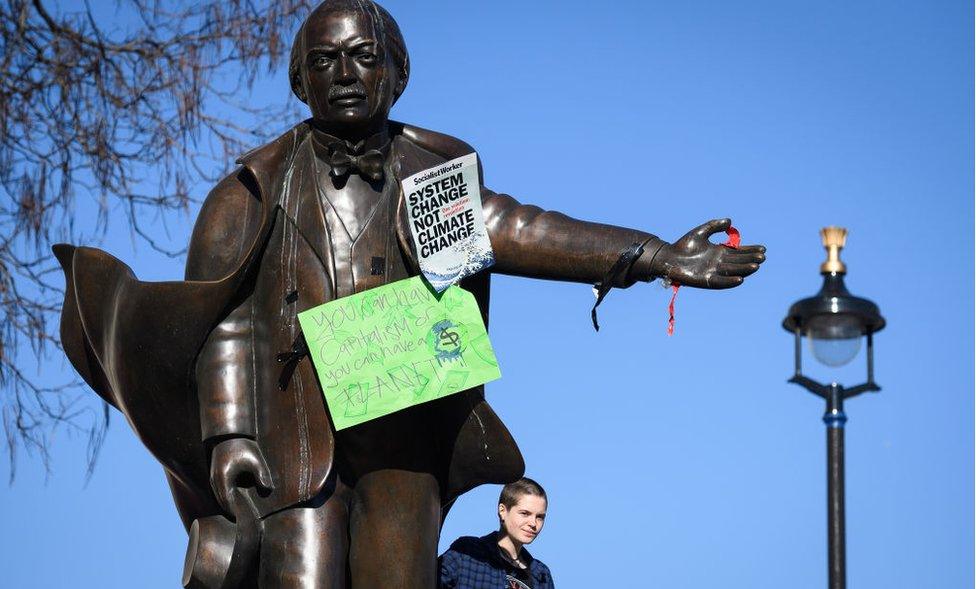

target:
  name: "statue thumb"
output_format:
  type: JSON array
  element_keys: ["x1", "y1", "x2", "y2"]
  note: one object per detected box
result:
[{"x1": 256, "y1": 464, "x2": 274, "y2": 492}]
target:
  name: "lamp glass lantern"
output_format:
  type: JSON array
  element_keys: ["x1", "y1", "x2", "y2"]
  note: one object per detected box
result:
[{"x1": 782, "y1": 227, "x2": 886, "y2": 392}]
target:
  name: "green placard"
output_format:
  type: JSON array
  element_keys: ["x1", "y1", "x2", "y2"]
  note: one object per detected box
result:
[{"x1": 297, "y1": 276, "x2": 501, "y2": 430}]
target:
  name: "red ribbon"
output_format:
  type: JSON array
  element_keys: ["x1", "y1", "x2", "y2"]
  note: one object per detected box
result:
[
  {"x1": 724, "y1": 226, "x2": 741, "y2": 249},
  {"x1": 667, "y1": 283, "x2": 680, "y2": 336},
  {"x1": 667, "y1": 226, "x2": 740, "y2": 336}
]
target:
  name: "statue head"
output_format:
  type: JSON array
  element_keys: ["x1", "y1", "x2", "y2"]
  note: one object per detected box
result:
[{"x1": 289, "y1": 0, "x2": 409, "y2": 138}]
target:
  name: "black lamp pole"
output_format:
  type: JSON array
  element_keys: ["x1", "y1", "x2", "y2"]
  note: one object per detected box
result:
[{"x1": 783, "y1": 228, "x2": 885, "y2": 589}]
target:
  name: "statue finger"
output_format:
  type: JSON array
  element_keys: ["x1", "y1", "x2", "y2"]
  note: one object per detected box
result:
[
  {"x1": 234, "y1": 449, "x2": 273, "y2": 493},
  {"x1": 707, "y1": 274, "x2": 744, "y2": 289},
  {"x1": 723, "y1": 252, "x2": 765, "y2": 265},
  {"x1": 256, "y1": 469, "x2": 274, "y2": 493},
  {"x1": 252, "y1": 453, "x2": 275, "y2": 493},
  {"x1": 721, "y1": 254, "x2": 764, "y2": 266},
  {"x1": 735, "y1": 244, "x2": 766, "y2": 254},
  {"x1": 717, "y1": 262, "x2": 760, "y2": 277},
  {"x1": 210, "y1": 470, "x2": 235, "y2": 515}
]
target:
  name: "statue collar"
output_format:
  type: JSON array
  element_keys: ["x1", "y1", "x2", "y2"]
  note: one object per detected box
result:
[{"x1": 308, "y1": 124, "x2": 391, "y2": 159}]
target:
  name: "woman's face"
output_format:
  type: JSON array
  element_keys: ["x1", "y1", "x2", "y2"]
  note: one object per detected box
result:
[{"x1": 499, "y1": 494, "x2": 547, "y2": 545}]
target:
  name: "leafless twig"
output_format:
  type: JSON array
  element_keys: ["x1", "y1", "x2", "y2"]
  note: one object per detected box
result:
[{"x1": 0, "y1": 0, "x2": 312, "y2": 480}]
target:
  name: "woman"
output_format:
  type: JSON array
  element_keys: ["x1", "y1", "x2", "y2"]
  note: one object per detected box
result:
[{"x1": 439, "y1": 478, "x2": 554, "y2": 589}]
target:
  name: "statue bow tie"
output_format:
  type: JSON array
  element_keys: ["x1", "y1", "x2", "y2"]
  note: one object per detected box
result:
[{"x1": 326, "y1": 142, "x2": 385, "y2": 182}]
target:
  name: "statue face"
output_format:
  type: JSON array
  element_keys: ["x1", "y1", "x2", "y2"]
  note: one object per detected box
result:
[{"x1": 299, "y1": 8, "x2": 398, "y2": 136}]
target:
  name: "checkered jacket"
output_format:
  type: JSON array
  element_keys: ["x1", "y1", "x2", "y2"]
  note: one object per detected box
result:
[{"x1": 439, "y1": 532, "x2": 554, "y2": 588}]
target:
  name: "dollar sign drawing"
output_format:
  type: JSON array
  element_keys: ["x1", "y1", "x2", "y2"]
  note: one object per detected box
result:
[{"x1": 439, "y1": 327, "x2": 460, "y2": 347}]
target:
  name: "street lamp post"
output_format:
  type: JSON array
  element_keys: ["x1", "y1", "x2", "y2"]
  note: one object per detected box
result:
[{"x1": 782, "y1": 227, "x2": 885, "y2": 589}]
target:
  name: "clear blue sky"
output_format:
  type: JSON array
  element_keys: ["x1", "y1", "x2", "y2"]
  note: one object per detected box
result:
[{"x1": 2, "y1": 1, "x2": 972, "y2": 587}]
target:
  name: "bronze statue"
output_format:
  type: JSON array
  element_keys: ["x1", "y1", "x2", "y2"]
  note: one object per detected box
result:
[{"x1": 55, "y1": 1, "x2": 765, "y2": 587}]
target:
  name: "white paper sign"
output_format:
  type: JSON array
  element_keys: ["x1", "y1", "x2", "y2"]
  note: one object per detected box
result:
[{"x1": 401, "y1": 153, "x2": 494, "y2": 292}]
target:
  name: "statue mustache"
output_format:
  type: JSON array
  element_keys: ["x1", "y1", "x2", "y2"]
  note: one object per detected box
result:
[{"x1": 329, "y1": 82, "x2": 368, "y2": 100}]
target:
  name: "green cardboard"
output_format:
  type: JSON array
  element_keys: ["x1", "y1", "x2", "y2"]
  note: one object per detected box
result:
[{"x1": 297, "y1": 276, "x2": 501, "y2": 430}]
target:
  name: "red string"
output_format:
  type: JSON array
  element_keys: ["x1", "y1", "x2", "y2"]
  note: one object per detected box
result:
[
  {"x1": 667, "y1": 226, "x2": 740, "y2": 336},
  {"x1": 667, "y1": 283, "x2": 679, "y2": 336}
]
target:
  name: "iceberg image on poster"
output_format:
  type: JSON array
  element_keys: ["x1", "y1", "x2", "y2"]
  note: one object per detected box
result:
[{"x1": 401, "y1": 152, "x2": 495, "y2": 291}]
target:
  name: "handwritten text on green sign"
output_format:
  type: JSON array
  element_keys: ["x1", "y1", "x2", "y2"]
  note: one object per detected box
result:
[{"x1": 297, "y1": 276, "x2": 500, "y2": 430}]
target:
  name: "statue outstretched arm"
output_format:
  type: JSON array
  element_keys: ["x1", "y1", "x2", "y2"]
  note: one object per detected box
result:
[
  {"x1": 484, "y1": 191, "x2": 764, "y2": 289},
  {"x1": 399, "y1": 122, "x2": 764, "y2": 289},
  {"x1": 481, "y1": 188, "x2": 666, "y2": 287}
]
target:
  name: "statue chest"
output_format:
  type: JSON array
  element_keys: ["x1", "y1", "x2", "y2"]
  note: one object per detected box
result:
[{"x1": 268, "y1": 149, "x2": 411, "y2": 316}]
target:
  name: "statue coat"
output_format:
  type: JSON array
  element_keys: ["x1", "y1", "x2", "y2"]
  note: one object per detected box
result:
[{"x1": 56, "y1": 120, "x2": 656, "y2": 526}]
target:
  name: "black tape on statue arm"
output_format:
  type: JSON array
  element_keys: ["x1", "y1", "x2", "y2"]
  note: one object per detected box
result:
[{"x1": 590, "y1": 237, "x2": 656, "y2": 331}]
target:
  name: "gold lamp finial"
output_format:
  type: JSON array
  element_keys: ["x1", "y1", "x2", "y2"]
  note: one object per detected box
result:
[{"x1": 820, "y1": 226, "x2": 847, "y2": 274}]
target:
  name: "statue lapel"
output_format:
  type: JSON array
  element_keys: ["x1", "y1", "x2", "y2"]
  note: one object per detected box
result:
[
  {"x1": 290, "y1": 135, "x2": 337, "y2": 286},
  {"x1": 272, "y1": 132, "x2": 339, "y2": 289}
]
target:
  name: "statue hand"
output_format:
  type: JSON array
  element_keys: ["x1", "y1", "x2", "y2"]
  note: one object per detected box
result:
[
  {"x1": 652, "y1": 218, "x2": 765, "y2": 289},
  {"x1": 209, "y1": 437, "x2": 274, "y2": 518}
]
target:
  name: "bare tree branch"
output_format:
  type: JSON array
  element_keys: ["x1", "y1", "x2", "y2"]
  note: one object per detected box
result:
[{"x1": 0, "y1": 0, "x2": 312, "y2": 480}]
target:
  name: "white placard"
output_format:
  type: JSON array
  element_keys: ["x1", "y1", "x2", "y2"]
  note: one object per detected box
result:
[{"x1": 401, "y1": 153, "x2": 494, "y2": 292}]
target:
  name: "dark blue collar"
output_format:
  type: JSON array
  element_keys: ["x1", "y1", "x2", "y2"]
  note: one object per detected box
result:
[{"x1": 481, "y1": 531, "x2": 541, "y2": 572}]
